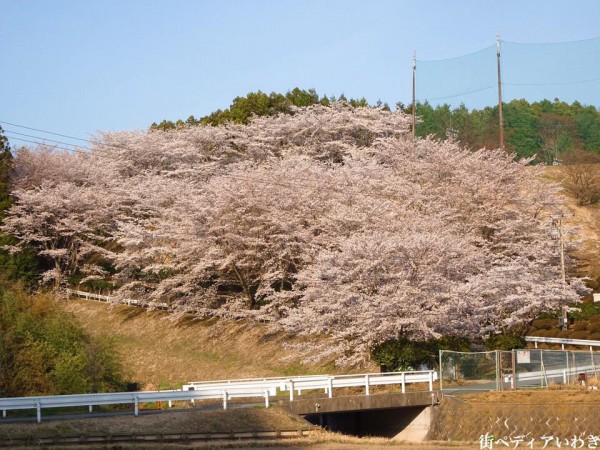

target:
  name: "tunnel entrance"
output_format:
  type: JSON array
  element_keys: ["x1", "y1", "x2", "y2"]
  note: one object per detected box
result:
[{"x1": 304, "y1": 406, "x2": 426, "y2": 437}]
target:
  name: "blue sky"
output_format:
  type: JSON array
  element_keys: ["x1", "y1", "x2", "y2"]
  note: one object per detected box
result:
[{"x1": 1, "y1": 0, "x2": 599, "y2": 143}]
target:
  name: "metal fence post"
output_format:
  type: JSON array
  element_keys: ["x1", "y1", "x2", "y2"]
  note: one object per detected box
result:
[
  {"x1": 495, "y1": 350, "x2": 501, "y2": 391},
  {"x1": 512, "y1": 350, "x2": 517, "y2": 390},
  {"x1": 439, "y1": 350, "x2": 444, "y2": 391},
  {"x1": 35, "y1": 402, "x2": 41, "y2": 423},
  {"x1": 222, "y1": 390, "x2": 228, "y2": 410},
  {"x1": 134, "y1": 396, "x2": 139, "y2": 416}
]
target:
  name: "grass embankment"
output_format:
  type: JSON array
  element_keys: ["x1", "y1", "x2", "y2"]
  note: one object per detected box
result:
[
  {"x1": 0, "y1": 407, "x2": 309, "y2": 440},
  {"x1": 62, "y1": 299, "x2": 346, "y2": 390}
]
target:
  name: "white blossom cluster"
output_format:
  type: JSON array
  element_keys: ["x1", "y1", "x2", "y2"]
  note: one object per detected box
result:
[{"x1": 2, "y1": 104, "x2": 587, "y2": 365}]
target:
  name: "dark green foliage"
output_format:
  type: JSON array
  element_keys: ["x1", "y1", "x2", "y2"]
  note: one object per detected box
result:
[
  {"x1": 371, "y1": 335, "x2": 470, "y2": 371},
  {"x1": 151, "y1": 88, "x2": 369, "y2": 130},
  {"x1": 569, "y1": 301, "x2": 600, "y2": 320},
  {"x1": 0, "y1": 126, "x2": 12, "y2": 217},
  {"x1": 0, "y1": 287, "x2": 127, "y2": 397},
  {"x1": 411, "y1": 98, "x2": 600, "y2": 161},
  {"x1": 0, "y1": 128, "x2": 44, "y2": 287},
  {"x1": 0, "y1": 235, "x2": 43, "y2": 288},
  {"x1": 484, "y1": 333, "x2": 526, "y2": 351}
]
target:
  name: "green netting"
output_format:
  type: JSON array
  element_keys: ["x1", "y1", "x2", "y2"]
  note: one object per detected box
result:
[{"x1": 416, "y1": 37, "x2": 600, "y2": 108}]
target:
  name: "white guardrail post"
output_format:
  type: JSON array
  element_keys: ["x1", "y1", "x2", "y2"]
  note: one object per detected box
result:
[{"x1": 365, "y1": 374, "x2": 370, "y2": 395}]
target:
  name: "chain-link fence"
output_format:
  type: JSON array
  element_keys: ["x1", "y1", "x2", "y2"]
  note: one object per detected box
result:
[{"x1": 439, "y1": 349, "x2": 600, "y2": 392}]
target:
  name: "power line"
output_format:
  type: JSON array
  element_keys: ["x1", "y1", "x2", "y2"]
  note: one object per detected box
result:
[
  {"x1": 5, "y1": 131, "x2": 90, "y2": 151},
  {"x1": 0, "y1": 120, "x2": 136, "y2": 155},
  {"x1": 0, "y1": 120, "x2": 90, "y2": 143},
  {"x1": 6, "y1": 136, "x2": 80, "y2": 154}
]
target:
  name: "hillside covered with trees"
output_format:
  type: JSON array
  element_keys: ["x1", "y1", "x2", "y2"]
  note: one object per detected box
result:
[
  {"x1": 152, "y1": 89, "x2": 600, "y2": 165},
  {"x1": 414, "y1": 98, "x2": 600, "y2": 163},
  {"x1": 1, "y1": 104, "x2": 589, "y2": 365}
]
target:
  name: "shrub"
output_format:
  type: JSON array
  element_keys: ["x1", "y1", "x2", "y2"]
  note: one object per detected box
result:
[
  {"x1": 573, "y1": 321, "x2": 589, "y2": 332},
  {"x1": 588, "y1": 332, "x2": 600, "y2": 341},
  {"x1": 485, "y1": 333, "x2": 526, "y2": 351},
  {"x1": 0, "y1": 287, "x2": 128, "y2": 397},
  {"x1": 587, "y1": 316, "x2": 600, "y2": 333},
  {"x1": 569, "y1": 331, "x2": 590, "y2": 339},
  {"x1": 544, "y1": 329, "x2": 561, "y2": 338},
  {"x1": 371, "y1": 335, "x2": 470, "y2": 371},
  {"x1": 532, "y1": 330, "x2": 549, "y2": 337},
  {"x1": 529, "y1": 318, "x2": 556, "y2": 332}
]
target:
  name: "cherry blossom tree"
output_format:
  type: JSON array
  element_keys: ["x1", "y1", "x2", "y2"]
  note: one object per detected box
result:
[{"x1": 2, "y1": 103, "x2": 588, "y2": 365}]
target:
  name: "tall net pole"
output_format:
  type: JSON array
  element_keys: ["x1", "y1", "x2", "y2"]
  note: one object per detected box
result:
[
  {"x1": 412, "y1": 51, "x2": 416, "y2": 141},
  {"x1": 496, "y1": 33, "x2": 504, "y2": 149}
]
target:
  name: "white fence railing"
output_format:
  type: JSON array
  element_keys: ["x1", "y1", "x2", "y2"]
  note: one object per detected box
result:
[
  {"x1": 66, "y1": 289, "x2": 169, "y2": 310},
  {"x1": 525, "y1": 336, "x2": 600, "y2": 350},
  {"x1": 0, "y1": 370, "x2": 437, "y2": 423}
]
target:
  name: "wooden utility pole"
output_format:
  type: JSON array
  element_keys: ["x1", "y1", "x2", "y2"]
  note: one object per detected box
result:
[
  {"x1": 496, "y1": 33, "x2": 504, "y2": 149},
  {"x1": 412, "y1": 51, "x2": 416, "y2": 140},
  {"x1": 552, "y1": 213, "x2": 572, "y2": 330}
]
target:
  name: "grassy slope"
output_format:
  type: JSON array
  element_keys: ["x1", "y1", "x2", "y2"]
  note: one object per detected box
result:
[
  {"x1": 63, "y1": 299, "x2": 342, "y2": 389},
  {"x1": 0, "y1": 407, "x2": 310, "y2": 439}
]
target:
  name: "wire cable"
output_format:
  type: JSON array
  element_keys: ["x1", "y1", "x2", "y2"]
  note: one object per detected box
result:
[{"x1": 0, "y1": 120, "x2": 90, "y2": 143}]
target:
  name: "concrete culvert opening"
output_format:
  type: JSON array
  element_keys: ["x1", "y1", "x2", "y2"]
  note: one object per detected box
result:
[{"x1": 304, "y1": 406, "x2": 430, "y2": 439}]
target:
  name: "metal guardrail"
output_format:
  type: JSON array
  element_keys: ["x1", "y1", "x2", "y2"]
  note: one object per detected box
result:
[
  {"x1": 1, "y1": 370, "x2": 437, "y2": 423},
  {"x1": 0, "y1": 388, "x2": 271, "y2": 423},
  {"x1": 525, "y1": 336, "x2": 600, "y2": 350},
  {"x1": 184, "y1": 370, "x2": 438, "y2": 401},
  {"x1": 507, "y1": 364, "x2": 597, "y2": 386}
]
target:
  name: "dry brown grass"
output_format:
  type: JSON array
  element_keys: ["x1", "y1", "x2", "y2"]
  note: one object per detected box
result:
[
  {"x1": 0, "y1": 407, "x2": 309, "y2": 439},
  {"x1": 61, "y1": 299, "x2": 364, "y2": 389},
  {"x1": 542, "y1": 165, "x2": 600, "y2": 286},
  {"x1": 457, "y1": 387, "x2": 600, "y2": 404}
]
